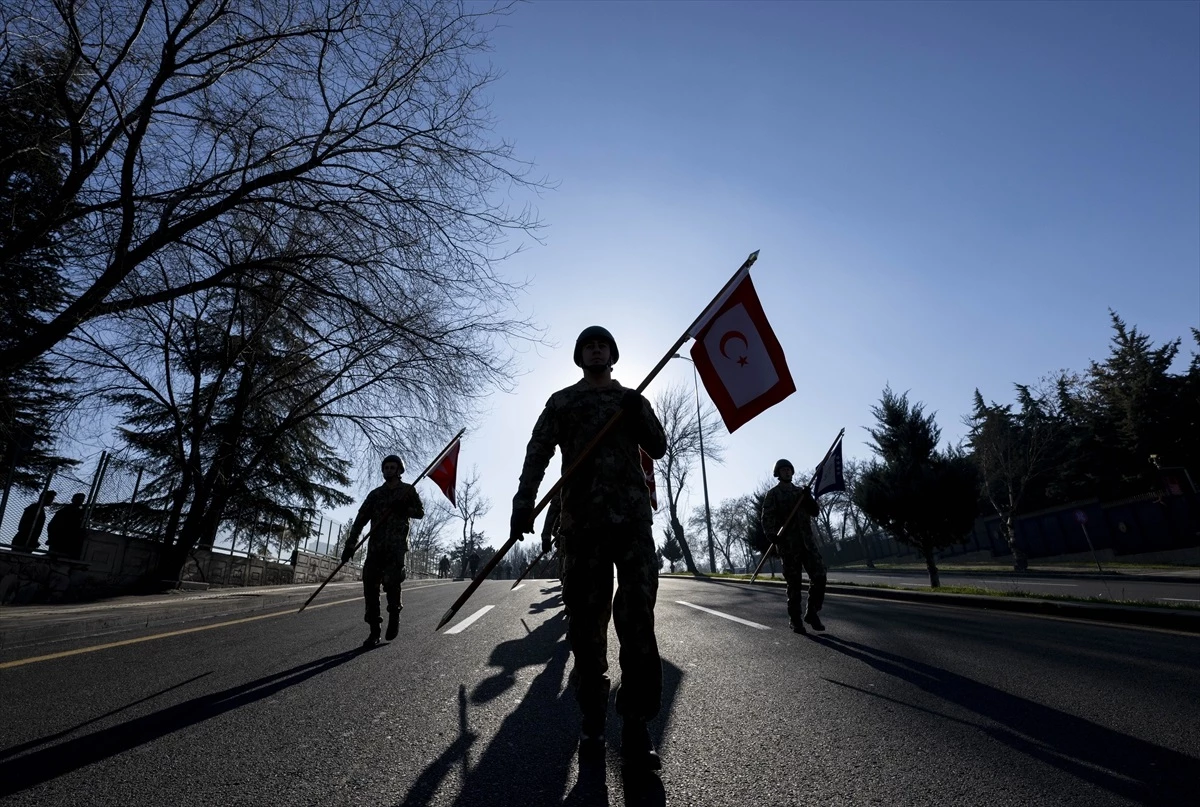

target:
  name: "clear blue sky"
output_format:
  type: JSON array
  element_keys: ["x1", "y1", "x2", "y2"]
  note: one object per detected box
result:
[{"x1": 336, "y1": 0, "x2": 1199, "y2": 556}]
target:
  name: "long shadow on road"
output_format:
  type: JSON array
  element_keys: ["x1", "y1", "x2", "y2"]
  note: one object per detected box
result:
[
  {"x1": 0, "y1": 648, "x2": 366, "y2": 797},
  {"x1": 817, "y1": 635, "x2": 1199, "y2": 806},
  {"x1": 396, "y1": 583, "x2": 676, "y2": 807}
]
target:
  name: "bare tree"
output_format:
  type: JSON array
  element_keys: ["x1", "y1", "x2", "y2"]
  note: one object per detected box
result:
[
  {"x1": 838, "y1": 458, "x2": 878, "y2": 568},
  {"x1": 449, "y1": 465, "x2": 489, "y2": 577},
  {"x1": 688, "y1": 494, "x2": 755, "y2": 573},
  {"x1": 0, "y1": 0, "x2": 541, "y2": 373},
  {"x1": 408, "y1": 496, "x2": 454, "y2": 575},
  {"x1": 652, "y1": 383, "x2": 723, "y2": 575}
]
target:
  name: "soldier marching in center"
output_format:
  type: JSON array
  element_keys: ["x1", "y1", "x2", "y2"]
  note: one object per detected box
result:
[
  {"x1": 760, "y1": 458, "x2": 828, "y2": 633},
  {"x1": 510, "y1": 325, "x2": 668, "y2": 771},
  {"x1": 343, "y1": 455, "x2": 425, "y2": 647}
]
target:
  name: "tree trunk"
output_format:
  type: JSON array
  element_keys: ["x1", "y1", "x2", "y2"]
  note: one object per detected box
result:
[
  {"x1": 670, "y1": 516, "x2": 699, "y2": 575},
  {"x1": 1002, "y1": 513, "x2": 1028, "y2": 571},
  {"x1": 662, "y1": 474, "x2": 698, "y2": 575},
  {"x1": 923, "y1": 544, "x2": 941, "y2": 588}
]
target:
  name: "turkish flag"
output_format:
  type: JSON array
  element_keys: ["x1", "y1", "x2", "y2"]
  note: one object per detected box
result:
[
  {"x1": 639, "y1": 446, "x2": 658, "y2": 510},
  {"x1": 428, "y1": 439, "x2": 460, "y2": 506},
  {"x1": 688, "y1": 268, "x2": 794, "y2": 433}
]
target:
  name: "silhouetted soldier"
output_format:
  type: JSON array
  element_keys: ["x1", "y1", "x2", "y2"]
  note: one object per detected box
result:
[
  {"x1": 343, "y1": 455, "x2": 424, "y2": 647},
  {"x1": 47, "y1": 493, "x2": 88, "y2": 560},
  {"x1": 467, "y1": 550, "x2": 480, "y2": 577},
  {"x1": 438, "y1": 555, "x2": 451, "y2": 578},
  {"x1": 509, "y1": 325, "x2": 668, "y2": 770},
  {"x1": 12, "y1": 491, "x2": 56, "y2": 551},
  {"x1": 760, "y1": 459, "x2": 826, "y2": 633}
]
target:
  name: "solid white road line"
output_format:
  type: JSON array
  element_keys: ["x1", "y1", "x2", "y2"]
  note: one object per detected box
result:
[
  {"x1": 511, "y1": 584, "x2": 525, "y2": 592},
  {"x1": 1158, "y1": 598, "x2": 1200, "y2": 603},
  {"x1": 676, "y1": 601, "x2": 771, "y2": 630},
  {"x1": 443, "y1": 605, "x2": 495, "y2": 635},
  {"x1": 980, "y1": 580, "x2": 1079, "y2": 587}
]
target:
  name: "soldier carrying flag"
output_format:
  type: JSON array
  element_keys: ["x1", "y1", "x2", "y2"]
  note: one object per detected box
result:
[
  {"x1": 510, "y1": 325, "x2": 668, "y2": 770},
  {"x1": 757, "y1": 430, "x2": 846, "y2": 633}
]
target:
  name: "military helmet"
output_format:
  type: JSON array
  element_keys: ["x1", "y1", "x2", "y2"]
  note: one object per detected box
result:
[
  {"x1": 573, "y1": 325, "x2": 619, "y2": 367},
  {"x1": 773, "y1": 458, "x2": 794, "y2": 478},
  {"x1": 381, "y1": 454, "x2": 404, "y2": 473}
]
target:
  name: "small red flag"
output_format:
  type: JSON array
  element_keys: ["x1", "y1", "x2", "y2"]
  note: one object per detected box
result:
[
  {"x1": 428, "y1": 439, "x2": 460, "y2": 506},
  {"x1": 640, "y1": 446, "x2": 658, "y2": 511},
  {"x1": 688, "y1": 267, "x2": 794, "y2": 433}
]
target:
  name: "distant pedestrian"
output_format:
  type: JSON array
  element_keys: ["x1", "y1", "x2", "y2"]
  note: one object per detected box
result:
[
  {"x1": 12, "y1": 491, "x2": 56, "y2": 551},
  {"x1": 343, "y1": 455, "x2": 424, "y2": 647},
  {"x1": 438, "y1": 555, "x2": 451, "y2": 578},
  {"x1": 47, "y1": 493, "x2": 88, "y2": 560},
  {"x1": 467, "y1": 550, "x2": 480, "y2": 577},
  {"x1": 760, "y1": 459, "x2": 827, "y2": 633}
]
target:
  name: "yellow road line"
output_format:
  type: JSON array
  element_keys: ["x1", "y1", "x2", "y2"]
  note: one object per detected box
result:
[{"x1": 0, "y1": 596, "x2": 359, "y2": 670}]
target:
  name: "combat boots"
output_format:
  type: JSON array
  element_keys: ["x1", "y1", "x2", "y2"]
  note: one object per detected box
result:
[
  {"x1": 577, "y1": 675, "x2": 610, "y2": 760},
  {"x1": 362, "y1": 624, "x2": 381, "y2": 648},
  {"x1": 578, "y1": 710, "x2": 606, "y2": 759},
  {"x1": 620, "y1": 718, "x2": 661, "y2": 771},
  {"x1": 803, "y1": 576, "x2": 827, "y2": 631},
  {"x1": 385, "y1": 607, "x2": 401, "y2": 641}
]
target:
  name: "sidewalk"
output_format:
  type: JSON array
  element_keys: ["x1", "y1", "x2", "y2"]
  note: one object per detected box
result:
[{"x1": 0, "y1": 581, "x2": 363, "y2": 650}]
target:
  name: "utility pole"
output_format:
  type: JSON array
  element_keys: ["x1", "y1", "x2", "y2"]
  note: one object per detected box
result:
[{"x1": 672, "y1": 354, "x2": 716, "y2": 574}]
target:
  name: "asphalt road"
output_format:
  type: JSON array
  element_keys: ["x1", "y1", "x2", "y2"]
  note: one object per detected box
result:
[
  {"x1": 1, "y1": 577, "x2": 1197, "y2": 807},
  {"x1": 823, "y1": 569, "x2": 1200, "y2": 603}
]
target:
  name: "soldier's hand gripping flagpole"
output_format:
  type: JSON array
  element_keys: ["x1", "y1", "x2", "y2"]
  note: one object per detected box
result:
[
  {"x1": 435, "y1": 250, "x2": 763, "y2": 631},
  {"x1": 298, "y1": 428, "x2": 466, "y2": 613},
  {"x1": 749, "y1": 428, "x2": 844, "y2": 585}
]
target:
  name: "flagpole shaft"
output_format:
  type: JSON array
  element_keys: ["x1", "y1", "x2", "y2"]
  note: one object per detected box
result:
[
  {"x1": 682, "y1": 249, "x2": 760, "y2": 338},
  {"x1": 297, "y1": 528, "x2": 369, "y2": 613},
  {"x1": 300, "y1": 429, "x2": 463, "y2": 615},
  {"x1": 437, "y1": 532, "x2": 518, "y2": 630},
  {"x1": 749, "y1": 543, "x2": 776, "y2": 584},
  {"x1": 437, "y1": 251, "x2": 761, "y2": 630},
  {"x1": 511, "y1": 545, "x2": 552, "y2": 590},
  {"x1": 774, "y1": 429, "x2": 845, "y2": 539},
  {"x1": 639, "y1": 250, "x2": 761, "y2": 396},
  {"x1": 414, "y1": 428, "x2": 466, "y2": 483}
]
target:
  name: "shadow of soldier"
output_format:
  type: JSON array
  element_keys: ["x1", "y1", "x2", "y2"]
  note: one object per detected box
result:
[
  {"x1": 471, "y1": 607, "x2": 568, "y2": 704},
  {"x1": 0, "y1": 648, "x2": 367, "y2": 799},
  {"x1": 395, "y1": 588, "x2": 680, "y2": 807},
  {"x1": 816, "y1": 635, "x2": 1200, "y2": 806},
  {"x1": 394, "y1": 684, "x2": 478, "y2": 807}
]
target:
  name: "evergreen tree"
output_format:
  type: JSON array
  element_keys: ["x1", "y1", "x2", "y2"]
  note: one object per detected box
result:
[
  {"x1": 855, "y1": 387, "x2": 980, "y2": 587},
  {"x1": 0, "y1": 51, "x2": 78, "y2": 486}
]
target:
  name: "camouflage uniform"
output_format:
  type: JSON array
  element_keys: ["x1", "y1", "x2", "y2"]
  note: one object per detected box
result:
[
  {"x1": 514, "y1": 378, "x2": 668, "y2": 729},
  {"x1": 760, "y1": 481, "x2": 826, "y2": 626},
  {"x1": 348, "y1": 482, "x2": 424, "y2": 629}
]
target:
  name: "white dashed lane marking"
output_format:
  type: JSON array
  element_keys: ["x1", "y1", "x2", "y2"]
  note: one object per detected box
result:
[
  {"x1": 443, "y1": 605, "x2": 495, "y2": 635},
  {"x1": 676, "y1": 601, "x2": 770, "y2": 630}
]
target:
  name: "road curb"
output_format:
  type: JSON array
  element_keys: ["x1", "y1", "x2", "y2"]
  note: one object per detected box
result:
[
  {"x1": 705, "y1": 577, "x2": 1200, "y2": 634},
  {"x1": 830, "y1": 568, "x2": 1200, "y2": 585}
]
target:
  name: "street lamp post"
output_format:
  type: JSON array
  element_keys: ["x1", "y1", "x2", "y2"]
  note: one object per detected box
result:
[{"x1": 672, "y1": 354, "x2": 716, "y2": 574}]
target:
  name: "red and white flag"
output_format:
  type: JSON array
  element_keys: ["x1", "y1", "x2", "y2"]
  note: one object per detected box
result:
[
  {"x1": 427, "y1": 438, "x2": 460, "y2": 506},
  {"x1": 639, "y1": 446, "x2": 658, "y2": 510},
  {"x1": 688, "y1": 263, "x2": 795, "y2": 433}
]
